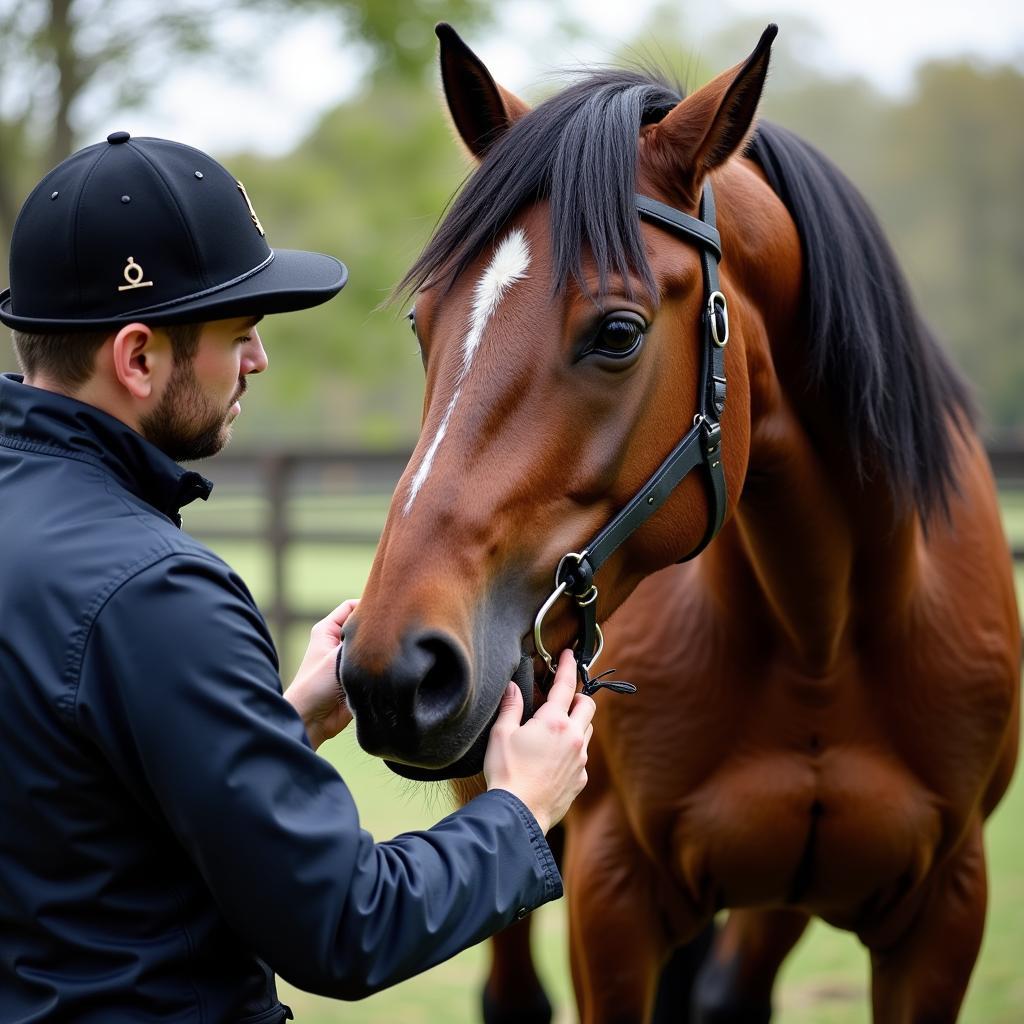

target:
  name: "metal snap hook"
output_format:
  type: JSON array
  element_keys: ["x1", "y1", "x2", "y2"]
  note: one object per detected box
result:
[{"x1": 533, "y1": 580, "x2": 567, "y2": 674}]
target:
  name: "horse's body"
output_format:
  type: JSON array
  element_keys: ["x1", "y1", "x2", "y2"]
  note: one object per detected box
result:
[{"x1": 341, "y1": 25, "x2": 1020, "y2": 1022}]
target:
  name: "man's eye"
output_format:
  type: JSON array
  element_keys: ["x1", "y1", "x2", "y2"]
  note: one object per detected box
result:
[
  {"x1": 588, "y1": 313, "x2": 646, "y2": 359},
  {"x1": 235, "y1": 334, "x2": 253, "y2": 344}
]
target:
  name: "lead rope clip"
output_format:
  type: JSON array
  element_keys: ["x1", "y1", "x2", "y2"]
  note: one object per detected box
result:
[{"x1": 578, "y1": 663, "x2": 638, "y2": 697}]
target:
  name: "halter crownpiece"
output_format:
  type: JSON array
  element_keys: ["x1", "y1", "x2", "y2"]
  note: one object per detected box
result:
[{"x1": 533, "y1": 181, "x2": 728, "y2": 696}]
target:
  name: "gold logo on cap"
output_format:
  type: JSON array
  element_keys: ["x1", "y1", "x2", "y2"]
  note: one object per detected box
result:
[
  {"x1": 117, "y1": 256, "x2": 153, "y2": 292},
  {"x1": 236, "y1": 181, "x2": 265, "y2": 237}
]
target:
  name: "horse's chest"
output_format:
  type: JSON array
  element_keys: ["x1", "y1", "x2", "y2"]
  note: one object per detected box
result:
[
  {"x1": 659, "y1": 746, "x2": 943, "y2": 918},
  {"x1": 598, "y1": 652, "x2": 1001, "y2": 922}
]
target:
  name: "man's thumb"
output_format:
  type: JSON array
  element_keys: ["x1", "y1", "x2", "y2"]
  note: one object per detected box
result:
[{"x1": 495, "y1": 682, "x2": 523, "y2": 725}]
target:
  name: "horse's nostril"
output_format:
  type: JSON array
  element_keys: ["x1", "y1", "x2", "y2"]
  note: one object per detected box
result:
[
  {"x1": 413, "y1": 633, "x2": 469, "y2": 729},
  {"x1": 342, "y1": 627, "x2": 473, "y2": 762}
]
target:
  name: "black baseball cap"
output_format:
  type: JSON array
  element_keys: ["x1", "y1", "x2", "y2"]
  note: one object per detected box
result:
[{"x1": 0, "y1": 132, "x2": 347, "y2": 332}]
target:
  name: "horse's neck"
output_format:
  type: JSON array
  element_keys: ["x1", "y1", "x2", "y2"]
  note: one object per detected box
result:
[
  {"x1": 711, "y1": 165, "x2": 919, "y2": 675},
  {"x1": 723, "y1": 385, "x2": 918, "y2": 676}
]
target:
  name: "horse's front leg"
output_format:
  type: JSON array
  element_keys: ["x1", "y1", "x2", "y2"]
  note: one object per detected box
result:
[
  {"x1": 689, "y1": 908, "x2": 810, "y2": 1023},
  {"x1": 481, "y1": 914, "x2": 551, "y2": 1024},
  {"x1": 565, "y1": 793, "x2": 676, "y2": 1024},
  {"x1": 867, "y1": 821, "x2": 987, "y2": 1024}
]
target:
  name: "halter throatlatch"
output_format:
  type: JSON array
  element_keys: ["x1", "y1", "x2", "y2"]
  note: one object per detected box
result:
[{"x1": 533, "y1": 182, "x2": 729, "y2": 696}]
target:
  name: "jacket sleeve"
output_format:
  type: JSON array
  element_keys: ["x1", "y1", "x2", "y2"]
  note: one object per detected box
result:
[{"x1": 74, "y1": 553, "x2": 561, "y2": 999}]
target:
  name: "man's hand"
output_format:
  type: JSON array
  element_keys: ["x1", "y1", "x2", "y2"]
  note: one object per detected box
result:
[
  {"x1": 483, "y1": 649, "x2": 596, "y2": 833},
  {"x1": 286, "y1": 599, "x2": 358, "y2": 750}
]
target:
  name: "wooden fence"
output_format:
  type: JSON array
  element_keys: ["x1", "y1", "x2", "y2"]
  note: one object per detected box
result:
[{"x1": 189, "y1": 444, "x2": 1024, "y2": 667}]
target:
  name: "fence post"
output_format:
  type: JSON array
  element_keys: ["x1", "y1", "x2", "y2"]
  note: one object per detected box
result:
[{"x1": 265, "y1": 453, "x2": 292, "y2": 671}]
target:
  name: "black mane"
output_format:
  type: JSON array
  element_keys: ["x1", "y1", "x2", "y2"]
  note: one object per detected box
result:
[
  {"x1": 402, "y1": 69, "x2": 973, "y2": 520},
  {"x1": 747, "y1": 121, "x2": 974, "y2": 520}
]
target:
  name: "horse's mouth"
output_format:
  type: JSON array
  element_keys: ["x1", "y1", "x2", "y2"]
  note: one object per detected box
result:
[{"x1": 383, "y1": 653, "x2": 537, "y2": 781}]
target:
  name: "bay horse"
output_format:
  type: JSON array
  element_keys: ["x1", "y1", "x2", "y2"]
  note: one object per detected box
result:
[{"x1": 341, "y1": 23, "x2": 1020, "y2": 1023}]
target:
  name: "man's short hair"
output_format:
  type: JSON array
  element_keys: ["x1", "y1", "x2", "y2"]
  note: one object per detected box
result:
[{"x1": 10, "y1": 323, "x2": 202, "y2": 390}]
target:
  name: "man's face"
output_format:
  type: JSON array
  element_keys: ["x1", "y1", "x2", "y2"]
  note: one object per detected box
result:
[{"x1": 141, "y1": 316, "x2": 267, "y2": 461}]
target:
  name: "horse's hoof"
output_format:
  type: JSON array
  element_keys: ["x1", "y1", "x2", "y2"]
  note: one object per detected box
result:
[{"x1": 481, "y1": 984, "x2": 553, "y2": 1024}]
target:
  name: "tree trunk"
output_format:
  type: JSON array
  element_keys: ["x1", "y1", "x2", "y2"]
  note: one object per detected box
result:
[{"x1": 47, "y1": 0, "x2": 78, "y2": 167}]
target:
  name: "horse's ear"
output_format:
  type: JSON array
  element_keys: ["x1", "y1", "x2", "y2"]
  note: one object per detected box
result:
[
  {"x1": 436, "y1": 22, "x2": 530, "y2": 160},
  {"x1": 650, "y1": 24, "x2": 777, "y2": 198}
]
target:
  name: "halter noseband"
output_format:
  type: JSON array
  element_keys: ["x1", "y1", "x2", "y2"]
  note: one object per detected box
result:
[{"x1": 533, "y1": 182, "x2": 728, "y2": 696}]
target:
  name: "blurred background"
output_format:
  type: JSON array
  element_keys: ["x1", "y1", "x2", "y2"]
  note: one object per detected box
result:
[{"x1": 2, "y1": 0, "x2": 1023, "y2": 1020}]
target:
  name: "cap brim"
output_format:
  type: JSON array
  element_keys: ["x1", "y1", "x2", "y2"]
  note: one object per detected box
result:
[{"x1": 0, "y1": 249, "x2": 347, "y2": 332}]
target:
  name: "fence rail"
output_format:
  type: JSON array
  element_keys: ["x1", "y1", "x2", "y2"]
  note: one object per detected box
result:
[{"x1": 189, "y1": 445, "x2": 1024, "y2": 666}]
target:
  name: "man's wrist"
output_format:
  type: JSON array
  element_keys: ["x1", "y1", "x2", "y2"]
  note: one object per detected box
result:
[
  {"x1": 284, "y1": 687, "x2": 320, "y2": 748},
  {"x1": 304, "y1": 720, "x2": 327, "y2": 751}
]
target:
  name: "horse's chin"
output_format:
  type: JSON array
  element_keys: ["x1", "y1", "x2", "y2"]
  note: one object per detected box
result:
[{"x1": 384, "y1": 654, "x2": 536, "y2": 781}]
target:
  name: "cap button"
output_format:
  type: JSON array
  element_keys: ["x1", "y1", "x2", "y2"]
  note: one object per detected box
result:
[{"x1": 106, "y1": 131, "x2": 131, "y2": 144}]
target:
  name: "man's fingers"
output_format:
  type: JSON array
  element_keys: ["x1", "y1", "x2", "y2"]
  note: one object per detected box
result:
[
  {"x1": 493, "y1": 682, "x2": 524, "y2": 729},
  {"x1": 315, "y1": 599, "x2": 359, "y2": 643},
  {"x1": 544, "y1": 649, "x2": 580, "y2": 714},
  {"x1": 569, "y1": 691, "x2": 596, "y2": 729}
]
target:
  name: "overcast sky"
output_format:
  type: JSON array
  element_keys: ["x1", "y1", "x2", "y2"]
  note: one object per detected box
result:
[{"x1": 118, "y1": 0, "x2": 1024, "y2": 156}]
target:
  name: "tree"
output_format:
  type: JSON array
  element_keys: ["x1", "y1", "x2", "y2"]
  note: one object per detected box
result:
[{"x1": 0, "y1": 0, "x2": 494, "y2": 251}]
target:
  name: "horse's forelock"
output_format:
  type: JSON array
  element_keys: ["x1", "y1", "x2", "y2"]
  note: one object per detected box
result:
[{"x1": 398, "y1": 69, "x2": 684, "y2": 305}]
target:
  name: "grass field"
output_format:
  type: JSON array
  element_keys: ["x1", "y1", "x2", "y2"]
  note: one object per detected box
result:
[{"x1": 184, "y1": 492, "x2": 1024, "y2": 1023}]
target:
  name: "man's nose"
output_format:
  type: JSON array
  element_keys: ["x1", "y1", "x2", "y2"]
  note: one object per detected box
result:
[{"x1": 243, "y1": 328, "x2": 269, "y2": 375}]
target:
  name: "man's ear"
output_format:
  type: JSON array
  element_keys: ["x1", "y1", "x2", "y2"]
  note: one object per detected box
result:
[
  {"x1": 646, "y1": 24, "x2": 777, "y2": 202},
  {"x1": 110, "y1": 323, "x2": 164, "y2": 400},
  {"x1": 436, "y1": 23, "x2": 530, "y2": 160}
]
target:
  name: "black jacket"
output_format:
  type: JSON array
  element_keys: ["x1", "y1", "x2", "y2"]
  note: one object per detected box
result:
[{"x1": 0, "y1": 373, "x2": 560, "y2": 1023}]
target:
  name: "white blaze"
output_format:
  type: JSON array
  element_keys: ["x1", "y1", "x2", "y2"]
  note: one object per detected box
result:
[{"x1": 403, "y1": 229, "x2": 530, "y2": 514}]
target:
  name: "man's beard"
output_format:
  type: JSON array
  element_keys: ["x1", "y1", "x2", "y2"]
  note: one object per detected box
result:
[{"x1": 140, "y1": 360, "x2": 242, "y2": 463}]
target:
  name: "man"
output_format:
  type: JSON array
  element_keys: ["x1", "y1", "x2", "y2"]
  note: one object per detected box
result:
[{"x1": 0, "y1": 133, "x2": 594, "y2": 1022}]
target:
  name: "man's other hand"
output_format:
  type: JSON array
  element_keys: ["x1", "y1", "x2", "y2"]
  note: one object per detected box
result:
[
  {"x1": 483, "y1": 649, "x2": 596, "y2": 833},
  {"x1": 286, "y1": 599, "x2": 359, "y2": 750}
]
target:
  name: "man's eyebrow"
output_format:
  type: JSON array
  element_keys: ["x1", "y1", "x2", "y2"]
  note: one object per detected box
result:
[{"x1": 238, "y1": 315, "x2": 263, "y2": 330}]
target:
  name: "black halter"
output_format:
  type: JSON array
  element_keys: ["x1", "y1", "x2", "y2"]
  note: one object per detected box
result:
[{"x1": 533, "y1": 181, "x2": 729, "y2": 696}]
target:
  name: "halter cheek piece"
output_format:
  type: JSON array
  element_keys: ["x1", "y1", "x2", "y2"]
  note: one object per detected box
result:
[{"x1": 533, "y1": 182, "x2": 728, "y2": 696}]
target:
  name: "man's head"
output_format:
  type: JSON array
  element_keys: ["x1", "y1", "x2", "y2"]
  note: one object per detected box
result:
[{"x1": 2, "y1": 132, "x2": 345, "y2": 458}]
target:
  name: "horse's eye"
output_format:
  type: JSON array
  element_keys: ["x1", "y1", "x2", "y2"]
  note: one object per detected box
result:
[
  {"x1": 407, "y1": 308, "x2": 416, "y2": 334},
  {"x1": 590, "y1": 312, "x2": 646, "y2": 359}
]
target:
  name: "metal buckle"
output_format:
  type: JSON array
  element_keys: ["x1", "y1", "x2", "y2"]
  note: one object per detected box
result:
[
  {"x1": 533, "y1": 551, "x2": 604, "y2": 674},
  {"x1": 708, "y1": 290, "x2": 729, "y2": 348}
]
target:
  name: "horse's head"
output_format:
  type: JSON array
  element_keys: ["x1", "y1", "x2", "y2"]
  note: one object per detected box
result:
[{"x1": 342, "y1": 24, "x2": 779, "y2": 778}]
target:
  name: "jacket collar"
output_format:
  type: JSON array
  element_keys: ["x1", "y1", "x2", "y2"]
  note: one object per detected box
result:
[{"x1": 0, "y1": 373, "x2": 213, "y2": 520}]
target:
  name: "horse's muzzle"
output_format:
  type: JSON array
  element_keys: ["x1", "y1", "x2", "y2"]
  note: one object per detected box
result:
[{"x1": 342, "y1": 624, "x2": 536, "y2": 780}]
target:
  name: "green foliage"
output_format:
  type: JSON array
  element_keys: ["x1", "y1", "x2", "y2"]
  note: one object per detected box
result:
[
  {"x1": 224, "y1": 76, "x2": 474, "y2": 445},
  {"x1": 330, "y1": 0, "x2": 492, "y2": 83},
  {"x1": 762, "y1": 57, "x2": 1024, "y2": 436}
]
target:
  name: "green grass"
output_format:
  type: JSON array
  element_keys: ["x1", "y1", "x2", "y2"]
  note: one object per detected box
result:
[{"x1": 184, "y1": 493, "x2": 1024, "y2": 1023}]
